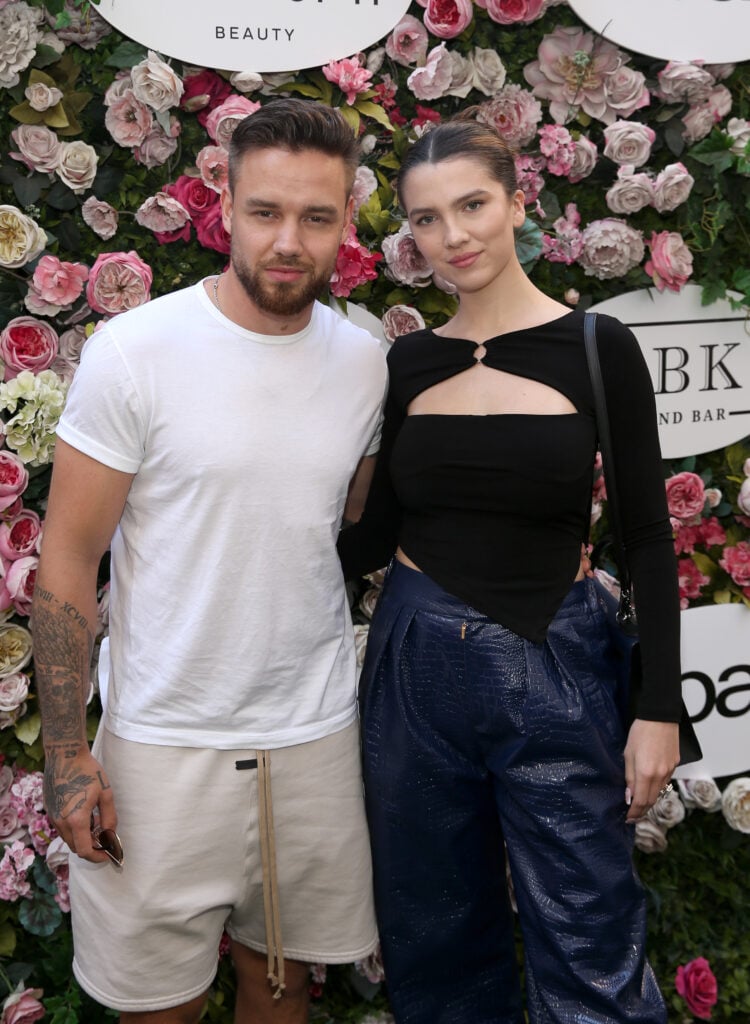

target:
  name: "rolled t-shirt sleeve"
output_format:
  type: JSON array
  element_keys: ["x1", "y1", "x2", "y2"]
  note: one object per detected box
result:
[{"x1": 56, "y1": 326, "x2": 146, "y2": 474}]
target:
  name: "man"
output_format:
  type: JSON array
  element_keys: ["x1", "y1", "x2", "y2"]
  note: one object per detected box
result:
[{"x1": 33, "y1": 98, "x2": 387, "y2": 1024}]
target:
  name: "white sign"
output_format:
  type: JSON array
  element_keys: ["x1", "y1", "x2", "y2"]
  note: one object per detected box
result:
[
  {"x1": 95, "y1": 0, "x2": 412, "y2": 73},
  {"x1": 673, "y1": 603, "x2": 750, "y2": 779},
  {"x1": 590, "y1": 286, "x2": 750, "y2": 460},
  {"x1": 568, "y1": 0, "x2": 750, "y2": 63}
]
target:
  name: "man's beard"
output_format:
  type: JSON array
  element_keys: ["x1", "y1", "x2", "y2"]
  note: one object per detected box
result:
[{"x1": 231, "y1": 244, "x2": 335, "y2": 318}]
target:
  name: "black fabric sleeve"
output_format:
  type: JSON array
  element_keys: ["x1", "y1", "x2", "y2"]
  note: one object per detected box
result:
[
  {"x1": 337, "y1": 388, "x2": 404, "y2": 580},
  {"x1": 597, "y1": 315, "x2": 682, "y2": 722}
]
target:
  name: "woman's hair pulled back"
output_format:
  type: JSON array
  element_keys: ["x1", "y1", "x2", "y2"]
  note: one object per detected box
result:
[{"x1": 396, "y1": 114, "x2": 518, "y2": 205}]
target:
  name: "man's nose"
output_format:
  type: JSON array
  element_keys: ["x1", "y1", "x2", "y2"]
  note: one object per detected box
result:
[{"x1": 273, "y1": 218, "x2": 303, "y2": 256}]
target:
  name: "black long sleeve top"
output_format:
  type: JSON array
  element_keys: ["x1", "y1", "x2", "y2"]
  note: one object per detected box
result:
[{"x1": 338, "y1": 309, "x2": 682, "y2": 722}]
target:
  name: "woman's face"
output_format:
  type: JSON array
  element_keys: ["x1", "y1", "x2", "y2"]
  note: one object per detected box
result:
[{"x1": 400, "y1": 156, "x2": 526, "y2": 296}]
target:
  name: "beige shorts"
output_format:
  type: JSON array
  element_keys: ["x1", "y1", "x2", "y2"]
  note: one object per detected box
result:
[{"x1": 70, "y1": 722, "x2": 377, "y2": 1013}]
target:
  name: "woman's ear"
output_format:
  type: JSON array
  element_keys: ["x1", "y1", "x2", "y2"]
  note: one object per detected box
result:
[{"x1": 512, "y1": 189, "x2": 526, "y2": 228}]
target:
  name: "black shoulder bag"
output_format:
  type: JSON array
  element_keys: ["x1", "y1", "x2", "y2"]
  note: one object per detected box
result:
[{"x1": 583, "y1": 311, "x2": 702, "y2": 766}]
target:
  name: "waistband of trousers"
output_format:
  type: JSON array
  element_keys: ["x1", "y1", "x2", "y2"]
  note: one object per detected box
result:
[{"x1": 384, "y1": 559, "x2": 594, "y2": 627}]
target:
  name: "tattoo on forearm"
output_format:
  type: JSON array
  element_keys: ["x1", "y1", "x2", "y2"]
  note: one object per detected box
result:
[
  {"x1": 61, "y1": 602, "x2": 88, "y2": 630},
  {"x1": 43, "y1": 745, "x2": 96, "y2": 819},
  {"x1": 33, "y1": 588, "x2": 94, "y2": 746}
]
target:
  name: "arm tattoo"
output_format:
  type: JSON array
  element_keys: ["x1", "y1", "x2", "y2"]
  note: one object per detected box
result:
[
  {"x1": 43, "y1": 745, "x2": 96, "y2": 819},
  {"x1": 34, "y1": 590, "x2": 94, "y2": 747}
]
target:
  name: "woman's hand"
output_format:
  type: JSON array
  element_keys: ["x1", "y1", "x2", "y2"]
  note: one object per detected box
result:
[{"x1": 623, "y1": 719, "x2": 680, "y2": 822}]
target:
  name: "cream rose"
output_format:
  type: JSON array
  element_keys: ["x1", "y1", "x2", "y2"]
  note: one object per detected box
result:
[
  {"x1": 605, "y1": 167, "x2": 653, "y2": 214},
  {"x1": 445, "y1": 51, "x2": 475, "y2": 99},
  {"x1": 652, "y1": 163, "x2": 695, "y2": 213},
  {"x1": 471, "y1": 47, "x2": 507, "y2": 96},
  {"x1": 578, "y1": 219, "x2": 645, "y2": 280},
  {"x1": 633, "y1": 818, "x2": 668, "y2": 854},
  {"x1": 0, "y1": 623, "x2": 33, "y2": 676},
  {"x1": 677, "y1": 778, "x2": 722, "y2": 813},
  {"x1": 131, "y1": 50, "x2": 184, "y2": 112},
  {"x1": 647, "y1": 788, "x2": 686, "y2": 830},
  {"x1": 726, "y1": 117, "x2": 750, "y2": 156},
  {"x1": 0, "y1": 1, "x2": 43, "y2": 89},
  {"x1": 56, "y1": 140, "x2": 98, "y2": 193},
  {"x1": 721, "y1": 777, "x2": 750, "y2": 833},
  {"x1": 81, "y1": 197, "x2": 118, "y2": 240},
  {"x1": 0, "y1": 672, "x2": 30, "y2": 715},
  {"x1": 9, "y1": 124, "x2": 61, "y2": 174},
  {"x1": 229, "y1": 70, "x2": 264, "y2": 94},
  {"x1": 25, "y1": 81, "x2": 63, "y2": 111},
  {"x1": 568, "y1": 137, "x2": 598, "y2": 183},
  {"x1": 0, "y1": 205, "x2": 47, "y2": 270},
  {"x1": 657, "y1": 61, "x2": 714, "y2": 104}
]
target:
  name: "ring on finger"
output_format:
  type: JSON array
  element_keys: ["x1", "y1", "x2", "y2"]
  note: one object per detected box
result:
[{"x1": 657, "y1": 782, "x2": 674, "y2": 799}]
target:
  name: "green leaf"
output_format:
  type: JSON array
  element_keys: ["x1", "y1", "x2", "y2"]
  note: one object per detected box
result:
[
  {"x1": 31, "y1": 44, "x2": 66, "y2": 69},
  {"x1": 692, "y1": 552, "x2": 718, "y2": 577},
  {"x1": 12, "y1": 174, "x2": 46, "y2": 208},
  {"x1": 664, "y1": 121, "x2": 686, "y2": 158},
  {"x1": 33, "y1": 858, "x2": 59, "y2": 896},
  {"x1": 8, "y1": 102, "x2": 45, "y2": 126},
  {"x1": 713, "y1": 589, "x2": 732, "y2": 604},
  {"x1": 274, "y1": 82, "x2": 323, "y2": 100},
  {"x1": 0, "y1": 921, "x2": 17, "y2": 957},
  {"x1": 701, "y1": 280, "x2": 727, "y2": 306},
  {"x1": 339, "y1": 105, "x2": 361, "y2": 134},
  {"x1": 18, "y1": 892, "x2": 63, "y2": 938},
  {"x1": 105, "y1": 40, "x2": 149, "y2": 69},
  {"x1": 14, "y1": 711, "x2": 41, "y2": 747},
  {"x1": 353, "y1": 101, "x2": 394, "y2": 131},
  {"x1": 377, "y1": 151, "x2": 401, "y2": 171},
  {"x1": 515, "y1": 219, "x2": 543, "y2": 268}
]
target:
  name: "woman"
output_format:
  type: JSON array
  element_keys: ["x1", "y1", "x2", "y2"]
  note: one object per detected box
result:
[{"x1": 338, "y1": 118, "x2": 681, "y2": 1024}]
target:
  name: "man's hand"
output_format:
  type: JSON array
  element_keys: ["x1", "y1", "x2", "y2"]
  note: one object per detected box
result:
[
  {"x1": 44, "y1": 744, "x2": 117, "y2": 863},
  {"x1": 623, "y1": 719, "x2": 680, "y2": 823}
]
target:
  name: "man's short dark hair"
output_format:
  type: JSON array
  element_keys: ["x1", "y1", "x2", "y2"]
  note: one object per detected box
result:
[{"x1": 228, "y1": 98, "x2": 361, "y2": 194}]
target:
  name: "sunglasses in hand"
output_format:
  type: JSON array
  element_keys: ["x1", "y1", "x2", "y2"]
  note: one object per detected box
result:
[{"x1": 90, "y1": 814, "x2": 124, "y2": 867}]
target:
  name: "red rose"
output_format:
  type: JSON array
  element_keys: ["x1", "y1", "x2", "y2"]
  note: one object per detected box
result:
[
  {"x1": 194, "y1": 204, "x2": 231, "y2": 255},
  {"x1": 675, "y1": 957, "x2": 718, "y2": 1020},
  {"x1": 181, "y1": 69, "x2": 233, "y2": 124},
  {"x1": 166, "y1": 175, "x2": 219, "y2": 218},
  {"x1": 0, "y1": 317, "x2": 58, "y2": 380}
]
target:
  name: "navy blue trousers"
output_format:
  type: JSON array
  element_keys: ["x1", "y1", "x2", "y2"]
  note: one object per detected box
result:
[{"x1": 359, "y1": 561, "x2": 666, "y2": 1024}]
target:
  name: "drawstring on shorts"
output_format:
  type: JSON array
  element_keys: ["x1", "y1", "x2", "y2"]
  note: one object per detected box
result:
[{"x1": 257, "y1": 749, "x2": 286, "y2": 998}]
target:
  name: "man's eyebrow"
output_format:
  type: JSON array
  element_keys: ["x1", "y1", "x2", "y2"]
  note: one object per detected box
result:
[{"x1": 243, "y1": 197, "x2": 339, "y2": 216}]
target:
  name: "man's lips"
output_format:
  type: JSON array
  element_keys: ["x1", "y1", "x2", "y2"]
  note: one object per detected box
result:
[{"x1": 264, "y1": 266, "x2": 308, "y2": 282}]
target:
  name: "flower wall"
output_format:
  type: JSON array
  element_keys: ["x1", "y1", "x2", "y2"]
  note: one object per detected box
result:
[{"x1": 0, "y1": 0, "x2": 749, "y2": 1020}]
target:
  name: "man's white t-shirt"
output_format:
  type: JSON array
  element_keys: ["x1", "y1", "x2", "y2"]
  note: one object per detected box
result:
[{"x1": 57, "y1": 281, "x2": 388, "y2": 749}]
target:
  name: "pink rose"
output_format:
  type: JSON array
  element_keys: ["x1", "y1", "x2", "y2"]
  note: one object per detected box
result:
[
  {"x1": 602, "y1": 120, "x2": 655, "y2": 167},
  {"x1": 204, "y1": 95, "x2": 261, "y2": 148},
  {"x1": 385, "y1": 14, "x2": 429, "y2": 66},
  {"x1": 652, "y1": 163, "x2": 694, "y2": 213},
  {"x1": 25, "y1": 80, "x2": 63, "y2": 111},
  {"x1": 645, "y1": 231, "x2": 693, "y2": 293},
  {"x1": 382, "y1": 304, "x2": 426, "y2": 343},
  {"x1": 683, "y1": 85, "x2": 733, "y2": 144},
  {"x1": 351, "y1": 166, "x2": 378, "y2": 219},
  {"x1": 675, "y1": 957, "x2": 718, "y2": 1021},
  {"x1": 0, "y1": 317, "x2": 58, "y2": 380},
  {"x1": 738, "y1": 477, "x2": 750, "y2": 516},
  {"x1": 0, "y1": 986, "x2": 45, "y2": 1024},
  {"x1": 6, "y1": 555, "x2": 37, "y2": 616},
  {"x1": 81, "y1": 196, "x2": 118, "y2": 240},
  {"x1": 0, "y1": 509, "x2": 41, "y2": 560},
  {"x1": 423, "y1": 0, "x2": 474, "y2": 39},
  {"x1": 657, "y1": 62, "x2": 715, "y2": 105},
  {"x1": 135, "y1": 193, "x2": 191, "y2": 238},
  {"x1": 407, "y1": 44, "x2": 454, "y2": 101},
  {"x1": 382, "y1": 223, "x2": 432, "y2": 287},
  {"x1": 86, "y1": 251, "x2": 153, "y2": 315},
  {"x1": 483, "y1": 0, "x2": 545, "y2": 24},
  {"x1": 133, "y1": 118, "x2": 180, "y2": 169},
  {"x1": 0, "y1": 800, "x2": 22, "y2": 842},
  {"x1": 31, "y1": 254, "x2": 88, "y2": 306},
  {"x1": 603, "y1": 65, "x2": 650, "y2": 121},
  {"x1": 720, "y1": 542, "x2": 750, "y2": 587},
  {"x1": 9, "y1": 123, "x2": 61, "y2": 173},
  {"x1": 568, "y1": 136, "x2": 598, "y2": 183},
  {"x1": 0, "y1": 453, "x2": 28, "y2": 512},
  {"x1": 329, "y1": 225, "x2": 382, "y2": 299},
  {"x1": 578, "y1": 219, "x2": 645, "y2": 280},
  {"x1": 104, "y1": 89, "x2": 153, "y2": 147},
  {"x1": 193, "y1": 204, "x2": 231, "y2": 255},
  {"x1": 677, "y1": 557, "x2": 711, "y2": 609},
  {"x1": 196, "y1": 145, "x2": 229, "y2": 194},
  {"x1": 322, "y1": 56, "x2": 373, "y2": 105},
  {"x1": 665, "y1": 471, "x2": 706, "y2": 520},
  {"x1": 476, "y1": 83, "x2": 543, "y2": 147},
  {"x1": 0, "y1": 672, "x2": 30, "y2": 714},
  {"x1": 605, "y1": 166, "x2": 653, "y2": 215}
]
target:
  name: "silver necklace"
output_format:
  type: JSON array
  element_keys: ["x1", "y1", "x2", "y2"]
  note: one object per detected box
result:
[{"x1": 212, "y1": 274, "x2": 222, "y2": 313}]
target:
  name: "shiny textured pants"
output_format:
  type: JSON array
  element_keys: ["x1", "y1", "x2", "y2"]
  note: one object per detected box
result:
[{"x1": 359, "y1": 561, "x2": 666, "y2": 1024}]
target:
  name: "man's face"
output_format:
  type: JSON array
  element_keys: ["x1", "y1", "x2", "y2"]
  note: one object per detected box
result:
[{"x1": 221, "y1": 146, "x2": 353, "y2": 319}]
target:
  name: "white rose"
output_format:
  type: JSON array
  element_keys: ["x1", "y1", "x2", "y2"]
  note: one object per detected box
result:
[
  {"x1": 0, "y1": 1, "x2": 43, "y2": 89},
  {"x1": 721, "y1": 777, "x2": 750, "y2": 833},
  {"x1": 471, "y1": 47, "x2": 507, "y2": 97},
  {"x1": 647, "y1": 788, "x2": 686, "y2": 830},
  {"x1": 56, "y1": 139, "x2": 98, "y2": 193},
  {"x1": 0, "y1": 204, "x2": 47, "y2": 269},
  {"x1": 352, "y1": 623, "x2": 369, "y2": 669},
  {"x1": 407, "y1": 44, "x2": 453, "y2": 102},
  {"x1": 260, "y1": 72, "x2": 296, "y2": 94},
  {"x1": 359, "y1": 587, "x2": 381, "y2": 620},
  {"x1": 602, "y1": 120, "x2": 656, "y2": 167},
  {"x1": 605, "y1": 168, "x2": 653, "y2": 214},
  {"x1": 726, "y1": 117, "x2": 750, "y2": 157},
  {"x1": 445, "y1": 51, "x2": 475, "y2": 100},
  {"x1": 738, "y1": 478, "x2": 750, "y2": 516},
  {"x1": 677, "y1": 778, "x2": 722, "y2": 813},
  {"x1": 634, "y1": 818, "x2": 668, "y2": 853},
  {"x1": 0, "y1": 672, "x2": 29, "y2": 714},
  {"x1": 579, "y1": 219, "x2": 645, "y2": 280},
  {"x1": 652, "y1": 162, "x2": 695, "y2": 213},
  {"x1": 657, "y1": 61, "x2": 715, "y2": 105},
  {"x1": 25, "y1": 81, "x2": 64, "y2": 111},
  {"x1": 0, "y1": 623, "x2": 33, "y2": 676},
  {"x1": 131, "y1": 50, "x2": 184, "y2": 112},
  {"x1": 229, "y1": 70, "x2": 264, "y2": 94},
  {"x1": 366, "y1": 46, "x2": 385, "y2": 75}
]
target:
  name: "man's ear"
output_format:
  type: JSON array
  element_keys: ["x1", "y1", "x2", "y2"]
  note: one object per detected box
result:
[
  {"x1": 220, "y1": 185, "x2": 233, "y2": 234},
  {"x1": 341, "y1": 193, "x2": 354, "y2": 240}
]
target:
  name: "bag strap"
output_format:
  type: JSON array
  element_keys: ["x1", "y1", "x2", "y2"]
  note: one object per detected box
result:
[{"x1": 583, "y1": 311, "x2": 637, "y2": 630}]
